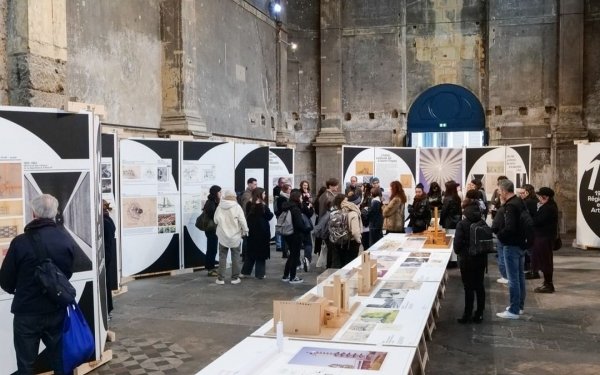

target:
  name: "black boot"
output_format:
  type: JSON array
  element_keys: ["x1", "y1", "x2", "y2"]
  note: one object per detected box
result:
[
  {"x1": 534, "y1": 283, "x2": 555, "y2": 293},
  {"x1": 457, "y1": 314, "x2": 472, "y2": 324},
  {"x1": 472, "y1": 310, "x2": 484, "y2": 323},
  {"x1": 282, "y1": 250, "x2": 289, "y2": 259}
]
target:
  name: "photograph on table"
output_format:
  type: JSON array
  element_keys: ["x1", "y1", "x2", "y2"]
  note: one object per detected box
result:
[{"x1": 288, "y1": 346, "x2": 388, "y2": 371}]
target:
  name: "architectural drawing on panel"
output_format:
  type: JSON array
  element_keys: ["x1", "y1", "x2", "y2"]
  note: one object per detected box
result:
[
  {"x1": 123, "y1": 197, "x2": 158, "y2": 228},
  {"x1": 0, "y1": 162, "x2": 23, "y2": 199},
  {"x1": 122, "y1": 165, "x2": 141, "y2": 179},
  {"x1": 157, "y1": 166, "x2": 170, "y2": 182},
  {"x1": 183, "y1": 165, "x2": 200, "y2": 183}
]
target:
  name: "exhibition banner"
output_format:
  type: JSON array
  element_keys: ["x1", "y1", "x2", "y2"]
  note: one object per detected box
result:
[
  {"x1": 101, "y1": 133, "x2": 121, "y2": 291},
  {"x1": 418, "y1": 147, "x2": 463, "y2": 193},
  {"x1": 120, "y1": 139, "x2": 181, "y2": 276},
  {"x1": 464, "y1": 146, "x2": 505, "y2": 199},
  {"x1": 0, "y1": 107, "x2": 104, "y2": 372},
  {"x1": 268, "y1": 148, "x2": 294, "y2": 235},
  {"x1": 181, "y1": 141, "x2": 235, "y2": 268},
  {"x1": 576, "y1": 142, "x2": 600, "y2": 248}
]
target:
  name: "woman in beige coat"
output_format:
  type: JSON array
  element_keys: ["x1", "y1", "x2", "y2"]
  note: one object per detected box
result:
[{"x1": 383, "y1": 181, "x2": 407, "y2": 233}]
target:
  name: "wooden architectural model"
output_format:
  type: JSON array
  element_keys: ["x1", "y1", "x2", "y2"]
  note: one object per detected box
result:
[
  {"x1": 273, "y1": 275, "x2": 358, "y2": 338},
  {"x1": 419, "y1": 207, "x2": 452, "y2": 248},
  {"x1": 356, "y1": 251, "x2": 379, "y2": 296}
]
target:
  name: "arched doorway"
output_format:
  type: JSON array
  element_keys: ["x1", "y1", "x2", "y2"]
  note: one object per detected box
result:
[{"x1": 407, "y1": 84, "x2": 486, "y2": 147}]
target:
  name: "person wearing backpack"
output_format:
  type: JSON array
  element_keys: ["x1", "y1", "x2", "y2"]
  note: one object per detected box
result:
[
  {"x1": 494, "y1": 179, "x2": 527, "y2": 319},
  {"x1": 453, "y1": 190, "x2": 490, "y2": 324},
  {"x1": 327, "y1": 193, "x2": 348, "y2": 268},
  {"x1": 339, "y1": 192, "x2": 363, "y2": 267},
  {"x1": 202, "y1": 185, "x2": 221, "y2": 277},
  {"x1": 531, "y1": 187, "x2": 559, "y2": 293},
  {"x1": 281, "y1": 190, "x2": 307, "y2": 283},
  {"x1": 0, "y1": 194, "x2": 75, "y2": 374},
  {"x1": 275, "y1": 179, "x2": 292, "y2": 258}
]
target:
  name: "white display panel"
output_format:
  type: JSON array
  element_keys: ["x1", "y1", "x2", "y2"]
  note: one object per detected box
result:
[
  {"x1": 120, "y1": 139, "x2": 181, "y2": 276},
  {"x1": 268, "y1": 148, "x2": 294, "y2": 237},
  {"x1": 0, "y1": 107, "x2": 103, "y2": 372},
  {"x1": 197, "y1": 337, "x2": 415, "y2": 375},
  {"x1": 576, "y1": 142, "x2": 600, "y2": 248},
  {"x1": 342, "y1": 146, "x2": 375, "y2": 187},
  {"x1": 181, "y1": 141, "x2": 235, "y2": 268}
]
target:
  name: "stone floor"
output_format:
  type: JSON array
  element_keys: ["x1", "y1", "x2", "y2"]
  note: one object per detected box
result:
[{"x1": 91, "y1": 242, "x2": 600, "y2": 375}]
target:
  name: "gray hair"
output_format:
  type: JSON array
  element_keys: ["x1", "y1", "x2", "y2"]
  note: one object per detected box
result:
[
  {"x1": 31, "y1": 194, "x2": 59, "y2": 219},
  {"x1": 498, "y1": 179, "x2": 514, "y2": 193}
]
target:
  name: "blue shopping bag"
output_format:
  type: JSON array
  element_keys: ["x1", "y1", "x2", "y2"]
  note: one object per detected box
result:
[{"x1": 62, "y1": 303, "x2": 94, "y2": 373}]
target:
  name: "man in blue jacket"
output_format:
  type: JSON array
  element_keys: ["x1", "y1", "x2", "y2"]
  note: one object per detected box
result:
[
  {"x1": 0, "y1": 194, "x2": 75, "y2": 374},
  {"x1": 493, "y1": 180, "x2": 527, "y2": 320}
]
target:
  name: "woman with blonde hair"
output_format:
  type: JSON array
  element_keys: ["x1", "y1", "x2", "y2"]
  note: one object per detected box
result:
[{"x1": 383, "y1": 181, "x2": 407, "y2": 234}]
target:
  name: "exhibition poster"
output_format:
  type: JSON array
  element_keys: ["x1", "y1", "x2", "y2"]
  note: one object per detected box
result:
[
  {"x1": 577, "y1": 142, "x2": 600, "y2": 248},
  {"x1": 342, "y1": 146, "x2": 375, "y2": 187}
]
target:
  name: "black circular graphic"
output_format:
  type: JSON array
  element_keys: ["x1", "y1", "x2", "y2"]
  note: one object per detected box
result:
[{"x1": 579, "y1": 153, "x2": 600, "y2": 238}]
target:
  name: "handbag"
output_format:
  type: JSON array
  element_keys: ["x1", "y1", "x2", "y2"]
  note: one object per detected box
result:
[
  {"x1": 62, "y1": 303, "x2": 95, "y2": 373},
  {"x1": 553, "y1": 235, "x2": 562, "y2": 251},
  {"x1": 195, "y1": 212, "x2": 216, "y2": 232},
  {"x1": 301, "y1": 213, "x2": 314, "y2": 233}
]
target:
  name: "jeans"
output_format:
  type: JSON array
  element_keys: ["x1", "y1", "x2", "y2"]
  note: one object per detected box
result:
[
  {"x1": 495, "y1": 239, "x2": 507, "y2": 279},
  {"x1": 241, "y1": 257, "x2": 266, "y2": 278},
  {"x1": 503, "y1": 244, "x2": 526, "y2": 315},
  {"x1": 205, "y1": 231, "x2": 218, "y2": 270},
  {"x1": 14, "y1": 310, "x2": 66, "y2": 375},
  {"x1": 218, "y1": 243, "x2": 241, "y2": 280}
]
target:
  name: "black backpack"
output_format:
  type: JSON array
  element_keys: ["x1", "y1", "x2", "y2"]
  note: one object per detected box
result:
[
  {"x1": 468, "y1": 220, "x2": 494, "y2": 256},
  {"x1": 28, "y1": 232, "x2": 76, "y2": 307}
]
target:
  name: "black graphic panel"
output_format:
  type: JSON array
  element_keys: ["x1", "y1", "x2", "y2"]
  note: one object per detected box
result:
[
  {"x1": 384, "y1": 148, "x2": 417, "y2": 178},
  {"x1": 343, "y1": 147, "x2": 369, "y2": 180},
  {"x1": 235, "y1": 147, "x2": 269, "y2": 194},
  {"x1": 137, "y1": 234, "x2": 180, "y2": 275},
  {"x1": 183, "y1": 141, "x2": 226, "y2": 161},
  {"x1": 0, "y1": 110, "x2": 89, "y2": 159},
  {"x1": 183, "y1": 226, "x2": 206, "y2": 268},
  {"x1": 64, "y1": 173, "x2": 92, "y2": 247},
  {"x1": 270, "y1": 148, "x2": 294, "y2": 174}
]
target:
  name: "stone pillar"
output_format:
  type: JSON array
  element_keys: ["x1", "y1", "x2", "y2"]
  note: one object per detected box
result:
[
  {"x1": 313, "y1": 0, "x2": 346, "y2": 186},
  {"x1": 159, "y1": 0, "x2": 209, "y2": 137},
  {"x1": 7, "y1": 0, "x2": 67, "y2": 108},
  {"x1": 276, "y1": 22, "x2": 293, "y2": 146}
]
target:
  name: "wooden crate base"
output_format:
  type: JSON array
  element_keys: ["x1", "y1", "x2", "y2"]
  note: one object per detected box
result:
[{"x1": 74, "y1": 349, "x2": 113, "y2": 375}]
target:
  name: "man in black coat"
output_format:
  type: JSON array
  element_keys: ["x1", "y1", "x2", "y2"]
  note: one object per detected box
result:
[
  {"x1": 0, "y1": 194, "x2": 75, "y2": 374},
  {"x1": 531, "y1": 187, "x2": 559, "y2": 293}
]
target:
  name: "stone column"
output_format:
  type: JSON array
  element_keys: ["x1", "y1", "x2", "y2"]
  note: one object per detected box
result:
[
  {"x1": 313, "y1": 0, "x2": 346, "y2": 186},
  {"x1": 276, "y1": 22, "x2": 293, "y2": 146},
  {"x1": 7, "y1": 0, "x2": 67, "y2": 108},
  {"x1": 159, "y1": 0, "x2": 209, "y2": 137}
]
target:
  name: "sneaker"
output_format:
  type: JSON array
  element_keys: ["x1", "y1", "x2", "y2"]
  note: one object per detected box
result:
[
  {"x1": 281, "y1": 276, "x2": 290, "y2": 282},
  {"x1": 239, "y1": 274, "x2": 250, "y2": 279},
  {"x1": 215, "y1": 278, "x2": 225, "y2": 285},
  {"x1": 303, "y1": 257, "x2": 310, "y2": 272},
  {"x1": 534, "y1": 284, "x2": 555, "y2": 293},
  {"x1": 496, "y1": 311, "x2": 519, "y2": 319},
  {"x1": 207, "y1": 270, "x2": 218, "y2": 277},
  {"x1": 231, "y1": 278, "x2": 241, "y2": 285},
  {"x1": 289, "y1": 277, "x2": 304, "y2": 284},
  {"x1": 506, "y1": 306, "x2": 524, "y2": 315},
  {"x1": 256, "y1": 276, "x2": 265, "y2": 280},
  {"x1": 496, "y1": 277, "x2": 509, "y2": 284}
]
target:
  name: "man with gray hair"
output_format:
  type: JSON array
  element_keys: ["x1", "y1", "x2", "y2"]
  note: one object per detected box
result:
[
  {"x1": 0, "y1": 194, "x2": 75, "y2": 374},
  {"x1": 492, "y1": 180, "x2": 527, "y2": 320}
]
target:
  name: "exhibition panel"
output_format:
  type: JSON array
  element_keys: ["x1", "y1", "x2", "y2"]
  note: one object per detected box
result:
[
  {"x1": 119, "y1": 139, "x2": 181, "y2": 277},
  {"x1": 0, "y1": 107, "x2": 106, "y2": 373}
]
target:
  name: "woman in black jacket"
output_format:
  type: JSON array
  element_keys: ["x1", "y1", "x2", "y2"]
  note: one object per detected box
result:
[
  {"x1": 440, "y1": 180, "x2": 462, "y2": 229},
  {"x1": 408, "y1": 183, "x2": 431, "y2": 233},
  {"x1": 203, "y1": 185, "x2": 221, "y2": 277},
  {"x1": 427, "y1": 181, "x2": 443, "y2": 209},
  {"x1": 241, "y1": 188, "x2": 273, "y2": 279},
  {"x1": 368, "y1": 187, "x2": 384, "y2": 246},
  {"x1": 281, "y1": 190, "x2": 306, "y2": 284},
  {"x1": 531, "y1": 187, "x2": 559, "y2": 293},
  {"x1": 453, "y1": 192, "x2": 488, "y2": 324}
]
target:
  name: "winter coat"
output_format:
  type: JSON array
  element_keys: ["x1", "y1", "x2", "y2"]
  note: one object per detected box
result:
[
  {"x1": 245, "y1": 202, "x2": 274, "y2": 260},
  {"x1": 383, "y1": 196, "x2": 405, "y2": 232},
  {"x1": 368, "y1": 197, "x2": 384, "y2": 230},
  {"x1": 440, "y1": 196, "x2": 461, "y2": 229},
  {"x1": 533, "y1": 199, "x2": 558, "y2": 239},
  {"x1": 281, "y1": 200, "x2": 305, "y2": 240},
  {"x1": 453, "y1": 203, "x2": 485, "y2": 257},
  {"x1": 203, "y1": 195, "x2": 219, "y2": 234},
  {"x1": 103, "y1": 213, "x2": 118, "y2": 290},
  {"x1": 275, "y1": 192, "x2": 289, "y2": 217},
  {"x1": 239, "y1": 188, "x2": 253, "y2": 215},
  {"x1": 524, "y1": 196, "x2": 538, "y2": 217},
  {"x1": 0, "y1": 218, "x2": 75, "y2": 314},
  {"x1": 408, "y1": 196, "x2": 431, "y2": 233},
  {"x1": 317, "y1": 190, "x2": 336, "y2": 219},
  {"x1": 341, "y1": 200, "x2": 363, "y2": 243},
  {"x1": 214, "y1": 197, "x2": 249, "y2": 248},
  {"x1": 427, "y1": 191, "x2": 443, "y2": 209},
  {"x1": 313, "y1": 209, "x2": 331, "y2": 239},
  {"x1": 495, "y1": 195, "x2": 525, "y2": 248}
]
